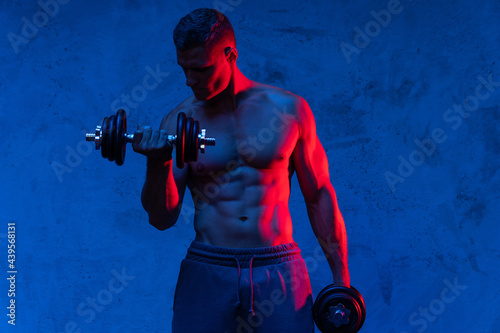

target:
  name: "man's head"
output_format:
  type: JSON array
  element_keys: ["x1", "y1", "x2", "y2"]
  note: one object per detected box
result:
[{"x1": 173, "y1": 8, "x2": 237, "y2": 101}]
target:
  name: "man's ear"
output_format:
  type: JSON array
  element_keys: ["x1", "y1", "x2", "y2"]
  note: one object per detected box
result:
[{"x1": 225, "y1": 47, "x2": 237, "y2": 64}]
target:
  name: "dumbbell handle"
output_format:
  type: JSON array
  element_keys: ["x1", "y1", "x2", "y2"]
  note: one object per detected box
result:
[
  {"x1": 85, "y1": 127, "x2": 215, "y2": 151},
  {"x1": 122, "y1": 133, "x2": 176, "y2": 144},
  {"x1": 123, "y1": 133, "x2": 216, "y2": 152}
]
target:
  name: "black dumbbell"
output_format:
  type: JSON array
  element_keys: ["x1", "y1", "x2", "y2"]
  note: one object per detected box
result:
[
  {"x1": 313, "y1": 285, "x2": 366, "y2": 333},
  {"x1": 85, "y1": 109, "x2": 215, "y2": 168}
]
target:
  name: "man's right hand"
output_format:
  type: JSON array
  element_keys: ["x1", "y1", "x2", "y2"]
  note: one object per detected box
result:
[{"x1": 132, "y1": 125, "x2": 173, "y2": 161}]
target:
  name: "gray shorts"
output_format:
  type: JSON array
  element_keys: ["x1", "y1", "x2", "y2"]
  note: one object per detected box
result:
[{"x1": 172, "y1": 241, "x2": 314, "y2": 333}]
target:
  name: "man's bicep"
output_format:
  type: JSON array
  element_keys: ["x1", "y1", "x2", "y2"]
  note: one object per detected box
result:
[{"x1": 292, "y1": 101, "x2": 331, "y2": 204}]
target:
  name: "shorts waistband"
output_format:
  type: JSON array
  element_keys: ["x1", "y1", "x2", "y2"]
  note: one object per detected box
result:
[{"x1": 185, "y1": 241, "x2": 302, "y2": 268}]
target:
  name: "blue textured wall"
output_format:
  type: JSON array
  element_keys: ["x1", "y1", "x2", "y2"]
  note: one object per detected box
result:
[{"x1": 1, "y1": 0, "x2": 499, "y2": 332}]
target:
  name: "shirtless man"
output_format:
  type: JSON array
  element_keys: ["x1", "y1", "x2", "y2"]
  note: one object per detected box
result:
[{"x1": 133, "y1": 8, "x2": 350, "y2": 333}]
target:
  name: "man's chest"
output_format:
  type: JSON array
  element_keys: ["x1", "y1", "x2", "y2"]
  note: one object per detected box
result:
[{"x1": 190, "y1": 103, "x2": 299, "y2": 176}]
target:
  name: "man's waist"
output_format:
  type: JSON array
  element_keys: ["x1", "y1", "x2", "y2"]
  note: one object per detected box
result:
[{"x1": 184, "y1": 240, "x2": 302, "y2": 268}]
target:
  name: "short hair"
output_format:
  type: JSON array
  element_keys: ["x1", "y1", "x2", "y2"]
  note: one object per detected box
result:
[{"x1": 173, "y1": 8, "x2": 236, "y2": 53}]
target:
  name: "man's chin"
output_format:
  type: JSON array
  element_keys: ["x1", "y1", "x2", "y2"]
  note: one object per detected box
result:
[{"x1": 194, "y1": 91, "x2": 214, "y2": 101}]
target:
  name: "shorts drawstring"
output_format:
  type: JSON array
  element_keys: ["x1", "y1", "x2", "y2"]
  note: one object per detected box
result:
[
  {"x1": 234, "y1": 257, "x2": 241, "y2": 307},
  {"x1": 234, "y1": 255, "x2": 256, "y2": 316},
  {"x1": 249, "y1": 255, "x2": 256, "y2": 316}
]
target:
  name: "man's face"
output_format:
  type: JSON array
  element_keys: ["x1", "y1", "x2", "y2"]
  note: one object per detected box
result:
[{"x1": 177, "y1": 45, "x2": 233, "y2": 101}]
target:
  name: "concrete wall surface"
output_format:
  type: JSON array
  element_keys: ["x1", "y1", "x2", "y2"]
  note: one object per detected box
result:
[{"x1": 1, "y1": 0, "x2": 499, "y2": 332}]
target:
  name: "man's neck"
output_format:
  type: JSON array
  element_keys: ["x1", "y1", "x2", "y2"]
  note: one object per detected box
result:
[{"x1": 204, "y1": 67, "x2": 254, "y2": 112}]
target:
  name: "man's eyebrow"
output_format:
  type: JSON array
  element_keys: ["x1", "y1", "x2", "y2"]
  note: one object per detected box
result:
[{"x1": 177, "y1": 63, "x2": 211, "y2": 69}]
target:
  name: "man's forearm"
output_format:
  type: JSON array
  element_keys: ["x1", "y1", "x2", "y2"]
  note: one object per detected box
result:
[
  {"x1": 306, "y1": 184, "x2": 350, "y2": 286},
  {"x1": 141, "y1": 158, "x2": 180, "y2": 229}
]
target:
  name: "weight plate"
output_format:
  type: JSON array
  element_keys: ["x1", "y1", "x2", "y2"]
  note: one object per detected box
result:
[
  {"x1": 313, "y1": 285, "x2": 365, "y2": 333},
  {"x1": 114, "y1": 109, "x2": 126, "y2": 166},
  {"x1": 192, "y1": 120, "x2": 200, "y2": 162},
  {"x1": 107, "y1": 115, "x2": 115, "y2": 162},
  {"x1": 101, "y1": 117, "x2": 110, "y2": 159},
  {"x1": 185, "y1": 117, "x2": 194, "y2": 163},
  {"x1": 349, "y1": 286, "x2": 366, "y2": 329},
  {"x1": 176, "y1": 112, "x2": 186, "y2": 168}
]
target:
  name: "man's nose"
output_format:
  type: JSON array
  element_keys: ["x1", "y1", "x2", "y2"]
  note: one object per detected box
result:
[{"x1": 185, "y1": 72, "x2": 197, "y2": 87}]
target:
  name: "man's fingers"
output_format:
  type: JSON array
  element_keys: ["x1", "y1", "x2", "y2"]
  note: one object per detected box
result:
[
  {"x1": 149, "y1": 129, "x2": 160, "y2": 145},
  {"x1": 132, "y1": 130, "x2": 143, "y2": 148},
  {"x1": 159, "y1": 130, "x2": 169, "y2": 143},
  {"x1": 132, "y1": 127, "x2": 152, "y2": 150},
  {"x1": 159, "y1": 130, "x2": 172, "y2": 151},
  {"x1": 132, "y1": 127, "x2": 171, "y2": 158}
]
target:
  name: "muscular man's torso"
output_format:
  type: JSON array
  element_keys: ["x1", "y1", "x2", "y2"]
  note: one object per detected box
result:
[{"x1": 173, "y1": 83, "x2": 302, "y2": 248}]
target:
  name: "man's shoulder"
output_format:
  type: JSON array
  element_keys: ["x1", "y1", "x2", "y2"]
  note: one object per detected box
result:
[
  {"x1": 250, "y1": 83, "x2": 316, "y2": 139},
  {"x1": 249, "y1": 82, "x2": 307, "y2": 114},
  {"x1": 159, "y1": 96, "x2": 195, "y2": 130},
  {"x1": 173, "y1": 94, "x2": 197, "y2": 113}
]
